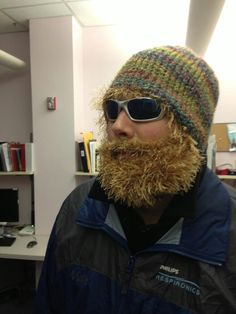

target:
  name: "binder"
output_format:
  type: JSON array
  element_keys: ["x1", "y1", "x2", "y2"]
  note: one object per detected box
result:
[
  {"x1": 78, "y1": 142, "x2": 89, "y2": 172},
  {"x1": 83, "y1": 132, "x2": 93, "y2": 173}
]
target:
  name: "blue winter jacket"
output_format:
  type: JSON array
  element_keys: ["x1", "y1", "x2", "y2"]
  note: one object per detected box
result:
[{"x1": 35, "y1": 168, "x2": 236, "y2": 313}]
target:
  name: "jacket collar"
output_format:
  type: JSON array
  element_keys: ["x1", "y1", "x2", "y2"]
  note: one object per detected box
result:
[{"x1": 88, "y1": 165, "x2": 207, "y2": 220}]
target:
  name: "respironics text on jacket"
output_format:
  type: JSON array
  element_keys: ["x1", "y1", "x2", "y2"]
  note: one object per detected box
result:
[{"x1": 35, "y1": 168, "x2": 236, "y2": 314}]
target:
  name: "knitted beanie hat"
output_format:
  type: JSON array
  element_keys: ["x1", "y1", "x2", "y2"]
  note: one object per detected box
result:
[{"x1": 105, "y1": 46, "x2": 219, "y2": 152}]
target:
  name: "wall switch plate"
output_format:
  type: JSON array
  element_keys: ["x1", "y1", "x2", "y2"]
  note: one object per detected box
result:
[{"x1": 47, "y1": 97, "x2": 56, "y2": 110}]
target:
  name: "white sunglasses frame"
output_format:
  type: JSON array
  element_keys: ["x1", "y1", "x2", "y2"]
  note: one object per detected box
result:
[{"x1": 104, "y1": 97, "x2": 165, "y2": 123}]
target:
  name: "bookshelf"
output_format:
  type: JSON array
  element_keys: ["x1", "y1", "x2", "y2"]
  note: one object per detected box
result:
[
  {"x1": 75, "y1": 171, "x2": 97, "y2": 176},
  {"x1": 218, "y1": 175, "x2": 236, "y2": 180},
  {"x1": 0, "y1": 171, "x2": 33, "y2": 176},
  {"x1": 0, "y1": 142, "x2": 35, "y2": 229}
]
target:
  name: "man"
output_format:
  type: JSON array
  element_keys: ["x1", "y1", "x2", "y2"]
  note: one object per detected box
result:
[{"x1": 35, "y1": 46, "x2": 236, "y2": 313}]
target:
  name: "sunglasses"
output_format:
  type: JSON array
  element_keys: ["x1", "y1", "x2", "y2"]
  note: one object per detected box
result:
[{"x1": 104, "y1": 97, "x2": 165, "y2": 122}]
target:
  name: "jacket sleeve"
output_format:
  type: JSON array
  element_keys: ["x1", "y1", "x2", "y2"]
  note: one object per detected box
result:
[
  {"x1": 33, "y1": 224, "x2": 58, "y2": 314},
  {"x1": 33, "y1": 180, "x2": 94, "y2": 313}
]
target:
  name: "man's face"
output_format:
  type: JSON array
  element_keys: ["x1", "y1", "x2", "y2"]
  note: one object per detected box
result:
[{"x1": 98, "y1": 95, "x2": 202, "y2": 208}]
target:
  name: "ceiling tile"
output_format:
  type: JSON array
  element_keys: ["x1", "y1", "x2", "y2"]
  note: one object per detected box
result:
[
  {"x1": 67, "y1": 1, "x2": 118, "y2": 26},
  {"x1": 3, "y1": 3, "x2": 72, "y2": 25},
  {"x1": 0, "y1": 11, "x2": 27, "y2": 33},
  {"x1": 0, "y1": 0, "x2": 62, "y2": 9}
]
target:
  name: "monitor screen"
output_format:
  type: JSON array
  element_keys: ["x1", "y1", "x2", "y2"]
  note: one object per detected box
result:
[{"x1": 0, "y1": 188, "x2": 19, "y2": 223}]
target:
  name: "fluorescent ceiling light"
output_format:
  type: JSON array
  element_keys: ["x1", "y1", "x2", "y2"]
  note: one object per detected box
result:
[{"x1": 0, "y1": 49, "x2": 26, "y2": 70}]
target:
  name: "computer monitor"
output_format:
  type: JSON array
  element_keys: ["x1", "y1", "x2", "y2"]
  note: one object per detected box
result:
[{"x1": 0, "y1": 188, "x2": 19, "y2": 235}]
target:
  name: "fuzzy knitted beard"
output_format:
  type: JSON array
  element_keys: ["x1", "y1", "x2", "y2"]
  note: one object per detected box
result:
[{"x1": 98, "y1": 131, "x2": 203, "y2": 208}]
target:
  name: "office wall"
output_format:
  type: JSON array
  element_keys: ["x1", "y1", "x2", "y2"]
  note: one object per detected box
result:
[
  {"x1": 0, "y1": 32, "x2": 32, "y2": 225},
  {"x1": 0, "y1": 32, "x2": 32, "y2": 142},
  {"x1": 213, "y1": 77, "x2": 236, "y2": 167},
  {"x1": 73, "y1": 18, "x2": 84, "y2": 141},
  {"x1": 81, "y1": 26, "x2": 131, "y2": 140},
  {"x1": 30, "y1": 16, "x2": 82, "y2": 235},
  {"x1": 205, "y1": 0, "x2": 236, "y2": 168}
]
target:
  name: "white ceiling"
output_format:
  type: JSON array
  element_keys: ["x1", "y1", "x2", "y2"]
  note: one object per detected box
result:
[
  {"x1": 0, "y1": 1, "x2": 80, "y2": 33},
  {"x1": 0, "y1": 0, "x2": 148, "y2": 32},
  {"x1": 0, "y1": 0, "x2": 226, "y2": 57}
]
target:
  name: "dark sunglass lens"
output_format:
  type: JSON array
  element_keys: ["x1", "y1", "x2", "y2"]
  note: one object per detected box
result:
[
  {"x1": 128, "y1": 98, "x2": 162, "y2": 120},
  {"x1": 105, "y1": 100, "x2": 119, "y2": 120}
]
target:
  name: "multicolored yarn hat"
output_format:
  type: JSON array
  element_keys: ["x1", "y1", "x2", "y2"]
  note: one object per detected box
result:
[{"x1": 105, "y1": 46, "x2": 219, "y2": 152}]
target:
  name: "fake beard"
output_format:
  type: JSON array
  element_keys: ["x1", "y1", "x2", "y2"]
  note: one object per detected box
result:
[{"x1": 98, "y1": 132, "x2": 203, "y2": 208}]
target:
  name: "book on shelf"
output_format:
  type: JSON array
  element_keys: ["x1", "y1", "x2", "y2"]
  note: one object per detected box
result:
[
  {"x1": 78, "y1": 141, "x2": 89, "y2": 172},
  {"x1": 9, "y1": 143, "x2": 24, "y2": 171},
  {"x1": 0, "y1": 142, "x2": 6, "y2": 171},
  {"x1": 89, "y1": 140, "x2": 100, "y2": 174},
  {"x1": 83, "y1": 132, "x2": 93, "y2": 173},
  {"x1": 95, "y1": 147, "x2": 100, "y2": 173},
  {"x1": 0, "y1": 142, "x2": 12, "y2": 172},
  {"x1": 77, "y1": 132, "x2": 100, "y2": 174},
  {"x1": 76, "y1": 142, "x2": 83, "y2": 172},
  {"x1": 0, "y1": 142, "x2": 34, "y2": 172},
  {"x1": 25, "y1": 142, "x2": 34, "y2": 172}
]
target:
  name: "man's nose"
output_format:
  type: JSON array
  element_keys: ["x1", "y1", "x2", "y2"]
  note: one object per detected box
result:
[{"x1": 110, "y1": 110, "x2": 135, "y2": 139}]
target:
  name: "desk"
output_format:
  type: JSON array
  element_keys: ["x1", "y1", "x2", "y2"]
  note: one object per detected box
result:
[
  {"x1": 0, "y1": 234, "x2": 49, "y2": 287},
  {"x1": 218, "y1": 175, "x2": 236, "y2": 189},
  {"x1": 218, "y1": 175, "x2": 236, "y2": 180},
  {"x1": 0, "y1": 234, "x2": 49, "y2": 261}
]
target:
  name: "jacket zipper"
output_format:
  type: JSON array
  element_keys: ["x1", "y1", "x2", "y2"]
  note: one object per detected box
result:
[{"x1": 121, "y1": 255, "x2": 136, "y2": 294}]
